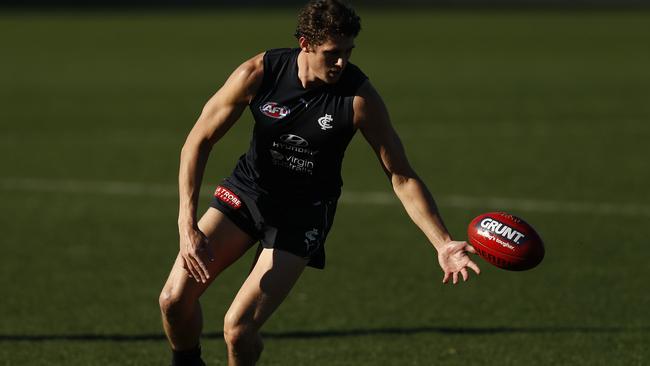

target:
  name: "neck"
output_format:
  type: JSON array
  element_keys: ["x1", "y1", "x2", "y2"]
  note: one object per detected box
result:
[{"x1": 297, "y1": 51, "x2": 325, "y2": 89}]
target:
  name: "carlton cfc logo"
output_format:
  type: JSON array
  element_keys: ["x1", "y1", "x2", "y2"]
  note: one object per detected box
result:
[{"x1": 260, "y1": 102, "x2": 290, "y2": 119}]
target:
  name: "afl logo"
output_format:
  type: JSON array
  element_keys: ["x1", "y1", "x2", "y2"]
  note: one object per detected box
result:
[
  {"x1": 260, "y1": 102, "x2": 290, "y2": 119},
  {"x1": 280, "y1": 134, "x2": 309, "y2": 147}
]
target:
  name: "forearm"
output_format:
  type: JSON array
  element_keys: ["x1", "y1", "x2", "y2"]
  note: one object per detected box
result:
[
  {"x1": 392, "y1": 175, "x2": 452, "y2": 251},
  {"x1": 178, "y1": 138, "x2": 212, "y2": 231}
]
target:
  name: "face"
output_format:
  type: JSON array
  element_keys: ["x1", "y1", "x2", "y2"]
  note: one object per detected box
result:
[{"x1": 301, "y1": 36, "x2": 356, "y2": 84}]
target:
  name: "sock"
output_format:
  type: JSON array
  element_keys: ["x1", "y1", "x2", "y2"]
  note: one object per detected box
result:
[{"x1": 171, "y1": 344, "x2": 205, "y2": 366}]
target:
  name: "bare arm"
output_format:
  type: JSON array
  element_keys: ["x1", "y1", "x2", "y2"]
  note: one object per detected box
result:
[
  {"x1": 177, "y1": 53, "x2": 264, "y2": 283},
  {"x1": 354, "y1": 81, "x2": 480, "y2": 284}
]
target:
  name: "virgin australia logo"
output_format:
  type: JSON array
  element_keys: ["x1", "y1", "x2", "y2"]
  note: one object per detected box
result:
[{"x1": 318, "y1": 114, "x2": 333, "y2": 130}]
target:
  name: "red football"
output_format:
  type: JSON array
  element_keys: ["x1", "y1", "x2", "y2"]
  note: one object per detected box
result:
[{"x1": 467, "y1": 212, "x2": 544, "y2": 271}]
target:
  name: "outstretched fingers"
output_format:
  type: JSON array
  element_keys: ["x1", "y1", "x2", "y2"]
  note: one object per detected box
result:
[
  {"x1": 460, "y1": 268, "x2": 468, "y2": 282},
  {"x1": 439, "y1": 240, "x2": 483, "y2": 285},
  {"x1": 442, "y1": 271, "x2": 451, "y2": 284},
  {"x1": 466, "y1": 259, "x2": 481, "y2": 276}
]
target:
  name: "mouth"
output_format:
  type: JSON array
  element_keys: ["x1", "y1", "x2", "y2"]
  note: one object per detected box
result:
[{"x1": 328, "y1": 70, "x2": 342, "y2": 78}]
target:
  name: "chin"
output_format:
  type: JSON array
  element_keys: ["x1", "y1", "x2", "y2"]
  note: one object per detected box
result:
[{"x1": 325, "y1": 73, "x2": 342, "y2": 84}]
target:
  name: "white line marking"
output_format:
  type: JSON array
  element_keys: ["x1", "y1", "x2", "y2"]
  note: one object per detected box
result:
[
  {"x1": 438, "y1": 195, "x2": 650, "y2": 217},
  {"x1": 0, "y1": 178, "x2": 177, "y2": 197},
  {"x1": 340, "y1": 192, "x2": 650, "y2": 217},
  {"x1": 1, "y1": 177, "x2": 649, "y2": 217}
]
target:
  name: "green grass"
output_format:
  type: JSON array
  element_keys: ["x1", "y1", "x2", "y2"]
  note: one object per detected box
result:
[{"x1": 1, "y1": 9, "x2": 649, "y2": 366}]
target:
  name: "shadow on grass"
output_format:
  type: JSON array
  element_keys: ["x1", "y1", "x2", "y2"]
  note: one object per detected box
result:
[{"x1": 1, "y1": 326, "x2": 649, "y2": 342}]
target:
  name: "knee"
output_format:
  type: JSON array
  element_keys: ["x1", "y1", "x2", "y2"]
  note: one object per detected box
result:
[
  {"x1": 223, "y1": 312, "x2": 262, "y2": 352},
  {"x1": 223, "y1": 312, "x2": 249, "y2": 347},
  {"x1": 159, "y1": 288, "x2": 186, "y2": 320}
]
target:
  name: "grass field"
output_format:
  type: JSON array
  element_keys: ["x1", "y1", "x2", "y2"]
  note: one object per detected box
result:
[{"x1": 1, "y1": 8, "x2": 649, "y2": 366}]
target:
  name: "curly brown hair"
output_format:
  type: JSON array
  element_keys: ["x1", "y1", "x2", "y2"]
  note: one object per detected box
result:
[{"x1": 294, "y1": 0, "x2": 361, "y2": 46}]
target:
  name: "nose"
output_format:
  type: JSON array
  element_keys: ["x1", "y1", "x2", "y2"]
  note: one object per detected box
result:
[{"x1": 335, "y1": 57, "x2": 346, "y2": 68}]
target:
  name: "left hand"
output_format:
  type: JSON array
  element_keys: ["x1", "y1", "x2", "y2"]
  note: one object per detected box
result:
[{"x1": 437, "y1": 240, "x2": 481, "y2": 284}]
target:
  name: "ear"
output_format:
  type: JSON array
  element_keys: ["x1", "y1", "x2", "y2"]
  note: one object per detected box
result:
[{"x1": 298, "y1": 36, "x2": 313, "y2": 53}]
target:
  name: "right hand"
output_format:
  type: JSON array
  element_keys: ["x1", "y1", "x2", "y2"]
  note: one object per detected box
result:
[
  {"x1": 437, "y1": 240, "x2": 481, "y2": 285},
  {"x1": 179, "y1": 227, "x2": 215, "y2": 283}
]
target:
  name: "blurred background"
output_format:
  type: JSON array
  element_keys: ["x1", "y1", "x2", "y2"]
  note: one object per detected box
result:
[
  {"x1": 2, "y1": 0, "x2": 650, "y2": 6},
  {"x1": 1, "y1": 1, "x2": 649, "y2": 365}
]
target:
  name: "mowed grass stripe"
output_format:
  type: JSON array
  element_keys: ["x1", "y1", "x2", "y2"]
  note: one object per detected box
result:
[{"x1": 2, "y1": 177, "x2": 649, "y2": 217}]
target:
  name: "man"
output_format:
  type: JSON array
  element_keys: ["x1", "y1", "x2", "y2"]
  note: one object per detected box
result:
[{"x1": 159, "y1": 1, "x2": 480, "y2": 365}]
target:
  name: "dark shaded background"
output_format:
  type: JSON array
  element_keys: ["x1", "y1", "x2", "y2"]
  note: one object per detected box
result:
[{"x1": 2, "y1": 0, "x2": 650, "y2": 8}]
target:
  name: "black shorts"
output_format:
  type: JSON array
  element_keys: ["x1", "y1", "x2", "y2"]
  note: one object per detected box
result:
[{"x1": 209, "y1": 182, "x2": 337, "y2": 269}]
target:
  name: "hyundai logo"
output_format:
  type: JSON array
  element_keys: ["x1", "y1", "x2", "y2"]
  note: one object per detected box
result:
[{"x1": 279, "y1": 134, "x2": 309, "y2": 147}]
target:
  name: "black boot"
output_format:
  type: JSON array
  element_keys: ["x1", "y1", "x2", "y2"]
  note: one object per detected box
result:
[{"x1": 171, "y1": 344, "x2": 205, "y2": 366}]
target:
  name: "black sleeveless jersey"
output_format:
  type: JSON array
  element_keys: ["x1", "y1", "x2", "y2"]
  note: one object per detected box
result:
[{"x1": 227, "y1": 48, "x2": 368, "y2": 201}]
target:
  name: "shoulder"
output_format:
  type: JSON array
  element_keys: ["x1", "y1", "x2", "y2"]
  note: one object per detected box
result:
[
  {"x1": 353, "y1": 79, "x2": 385, "y2": 114},
  {"x1": 352, "y1": 80, "x2": 389, "y2": 129},
  {"x1": 224, "y1": 52, "x2": 265, "y2": 104},
  {"x1": 332, "y1": 62, "x2": 368, "y2": 97},
  {"x1": 264, "y1": 47, "x2": 296, "y2": 60},
  {"x1": 263, "y1": 47, "x2": 299, "y2": 73},
  {"x1": 235, "y1": 48, "x2": 298, "y2": 102},
  {"x1": 234, "y1": 52, "x2": 265, "y2": 89},
  {"x1": 238, "y1": 52, "x2": 265, "y2": 77},
  {"x1": 234, "y1": 48, "x2": 295, "y2": 83},
  {"x1": 345, "y1": 63, "x2": 367, "y2": 80},
  {"x1": 354, "y1": 79, "x2": 380, "y2": 106}
]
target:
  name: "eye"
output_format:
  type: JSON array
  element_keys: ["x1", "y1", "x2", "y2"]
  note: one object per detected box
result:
[{"x1": 323, "y1": 52, "x2": 339, "y2": 63}]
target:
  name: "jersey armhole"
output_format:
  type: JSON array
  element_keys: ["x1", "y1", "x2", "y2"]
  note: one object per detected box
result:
[
  {"x1": 348, "y1": 78, "x2": 370, "y2": 132},
  {"x1": 250, "y1": 52, "x2": 272, "y2": 106}
]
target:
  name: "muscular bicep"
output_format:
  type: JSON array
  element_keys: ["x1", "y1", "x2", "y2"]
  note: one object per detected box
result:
[
  {"x1": 191, "y1": 88, "x2": 246, "y2": 146},
  {"x1": 186, "y1": 53, "x2": 264, "y2": 146},
  {"x1": 354, "y1": 81, "x2": 415, "y2": 180}
]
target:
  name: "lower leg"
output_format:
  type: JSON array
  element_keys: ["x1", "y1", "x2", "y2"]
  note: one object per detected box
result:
[
  {"x1": 159, "y1": 208, "x2": 256, "y2": 355},
  {"x1": 161, "y1": 299, "x2": 203, "y2": 351},
  {"x1": 223, "y1": 248, "x2": 308, "y2": 366},
  {"x1": 159, "y1": 294, "x2": 206, "y2": 366},
  {"x1": 224, "y1": 326, "x2": 264, "y2": 366}
]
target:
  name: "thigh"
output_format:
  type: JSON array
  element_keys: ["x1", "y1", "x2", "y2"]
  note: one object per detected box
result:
[
  {"x1": 261, "y1": 199, "x2": 337, "y2": 269},
  {"x1": 161, "y1": 207, "x2": 257, "y2": 303},
  {"x1": 225, "y1": 248, "x2": 308, "y2": 330}
]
